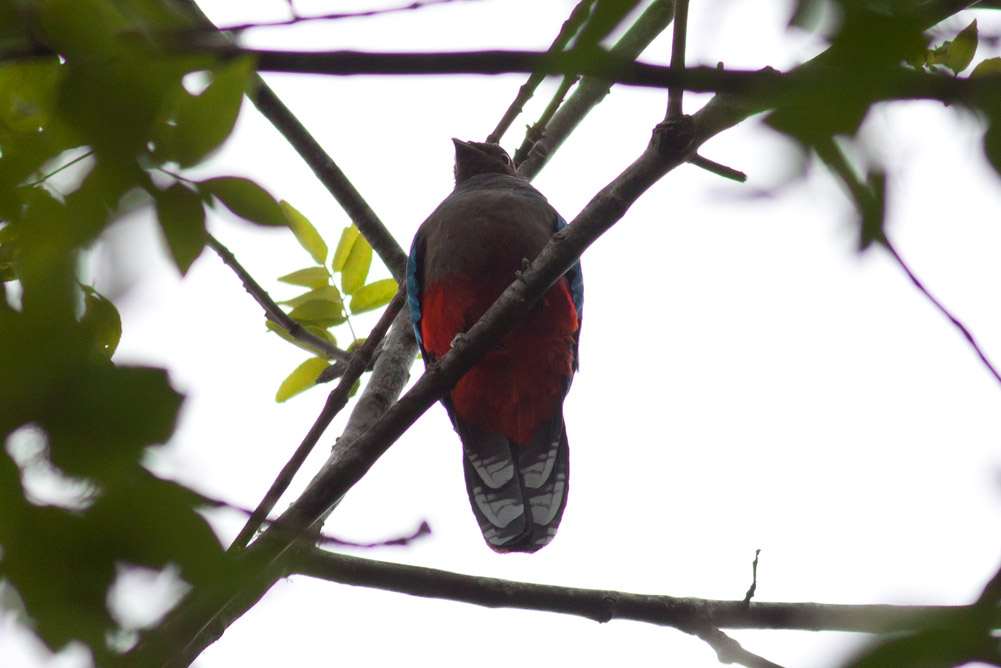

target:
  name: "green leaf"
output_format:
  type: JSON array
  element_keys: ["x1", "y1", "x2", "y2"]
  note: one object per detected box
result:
[
  {"x1": 265, "y1": 320, "x2": 338, "y2": 356},
  {"x1": 201, "y1": 176, "x2": 284, "y2": 226},
  {"x1": 281, "y1": 285, "x2": 343, "y2": 309},
  {"x1": 288, "y1": 299, "x2": 347, "y2": 327},
  {"x1": 349, "y1": 278, "x2": 398, "y2": 314},
  {"x1": 154, "y1": 182, "x2": 207, "y2": 275},
  {"x1": 331, "y1": 225, "x2": 360, "y2": 272},
  {"x1": 168, "y1": 58, "x2": 253, "y2": 167},
  {"x1": 278, "y1": 266, "x2": 330, "y2": 289},
  {"x1": 281, "y1": 200, "x2": 327, "y2": 265},
  {"x1": 945, "y1": 19, "x2": 977, "y2": 76},
  {"x1": 80, "y1": 285, "x2": 122, "y2": 358},
  {"x1": 971, "y1": 57, "x2": 1001, "y2": 78},
  {"x1": 305, "y1": 325, "x2": 337, "y2": 347},
  {"x1": 340, "y1": 232, "x2": 372, "y2": 295},
  {"x1": 276, "y1": 357, "x2": 329, "y2": 402}
]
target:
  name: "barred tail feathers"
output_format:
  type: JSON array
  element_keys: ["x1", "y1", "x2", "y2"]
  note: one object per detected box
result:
[{"x1": 456, "y1": 412, "x2": 569, "y2": 553}]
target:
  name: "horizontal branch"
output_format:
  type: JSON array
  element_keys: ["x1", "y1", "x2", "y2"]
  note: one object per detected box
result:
[
  {"x1": 217, "y1": 47, "x2": 1001, "y2": 106},
  {"x1": 295, "y1": 548, "x2": 992, "y2": 634}
]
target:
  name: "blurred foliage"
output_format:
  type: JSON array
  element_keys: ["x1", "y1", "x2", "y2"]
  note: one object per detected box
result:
[
  {"x1": 0, "y1": 0, "x2": 999, "y2": 665},
  {"x1": 771, "y1": 1, "x2": 1001, "y2": 250}
]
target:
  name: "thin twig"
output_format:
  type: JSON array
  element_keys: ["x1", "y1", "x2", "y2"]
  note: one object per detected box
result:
[
  {"x1": 883, "y1": 240, "x2": 1001, "y2": 388},
  {"x1": 487, "y1": 0, "x2": 596, "y2": 144},
  {"x1": 519, "y1": 0, "x2": 677, "y2": 180},
  {"x1": 186, "y1": 489, "x2": 429, "y2": 549},
  {"x1": 743, "y1": 549, "x2": 761, "y2": 605},
  {"x1": 229, "y1": 286, "x2": 406, "y2": 552},
  {"x1": 512, "y1": 74, "x2": 580, "y2": 165},
  {"x1": 206, "y1": 235, "x2": 348, "y2": 361},
  {"x1": 690, "y1": 153, "x2": 747, "y2": 182},
  {"x1": 666, "y1": 0, "x2": 690, "y2": 121},
  {"x1": 212, "y1": 0, "x2": 480, "y2": 34},
  {"x1": 814, "y1": 138, "x2": 1001, "y2": 390},
  {"x1": 689, "y1": 625, "x2": 787, "y2": 668}
]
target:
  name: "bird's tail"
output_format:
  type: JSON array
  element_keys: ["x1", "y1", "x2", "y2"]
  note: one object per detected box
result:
[{"x1": 455, "y1": 412, "x2": 569, "y2": 553}]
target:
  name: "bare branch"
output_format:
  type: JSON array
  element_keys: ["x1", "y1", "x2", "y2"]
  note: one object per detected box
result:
[
  {"x1": 172, "y1": 0, "x2": 409, "y2": 281},
  {"x1": 249, "y1": 81, "x2": 408, "y2": 280},
  {"x1": 294, "y1": 548, "x2": 992, "y2": 634},
  {"x1": 690, "y1": 153, "x2": 747, "y2": 182},
  {"x1": 487, "y1": 0, "x2": 596, "y2": 144},
  {"x1": 519, "y1": 0, "x2": 676, "y2": 179},
  {"x1": 511, "y1": 74, "x2": 579, "y2": 166},
  {"x1": 206, "y1": 235, "x2": 349, "y2": 361},
  {"x1": 666, "y1": 0, "x2": 690, "y2": 121},
  {"x1": 689, "y1": 626, "x2": 787, "y2": 668},
  {"x1": 212, "y1": 0, "x2": 484, "y2": 34},
  {"x1": 884, "y1": 240, "x2": 1001, "y2": 387}
]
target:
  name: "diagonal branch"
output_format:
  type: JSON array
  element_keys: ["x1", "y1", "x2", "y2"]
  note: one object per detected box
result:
[
  {"x1": 172, "y1": 0, "x2": 409, "y2": 280},
  {"x1": 206, "y1": 235, "x2": 349, "y2": 361},
  {"x1": 884, "y1": 240, "x2": 1001, "y2": 387},
  {"x1": 228, "y1": 286, "x2": 406, "y2": 552},
  {"x1": 487, "y1": 0, "x2": 596, "y2": 144}
]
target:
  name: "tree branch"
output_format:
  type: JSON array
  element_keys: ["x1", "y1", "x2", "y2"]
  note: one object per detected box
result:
[
  {"x1": 487, "y1": 0, "x2": 596, "y2": 144},
  {"x1": 666, "y1": 0, "x2": 689, "y2": 121},
  {"x1": 172, "y1": 0, "x2": 409, "y2": 281},
  {"x1": 883, "y1": 240, "x2": 1001, "y2": 387},
  {"x1": 229, "y1": 286, "x2": 406, "y2": 552},
  {"x1": 206, "y1": 235, "x2": 349, "y2": 361},
  {"x1": 293, "y1": 548, "x2": 997, "y2": 634}
]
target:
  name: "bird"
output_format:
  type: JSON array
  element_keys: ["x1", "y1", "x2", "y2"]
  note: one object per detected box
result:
[{"x1": 406, "y1": 139, "x2": 583, "y2": 553}]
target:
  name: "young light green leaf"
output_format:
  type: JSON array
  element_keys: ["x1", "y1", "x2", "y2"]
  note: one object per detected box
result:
[
  {"x1": 971, "y1": 57, "x2": 1001, "y2": 78},
  {"x1": 340, "y1": 233, "x2": 372, "y2": 295},
  {"x1": 201, "y1": 176, "x2": 285, "y2": 226},
  {"x1": 266, "y1": 319, "x2": 339, "y2": 356},
  {"x1": 276, "y1": 357, "x2": 329, "y2": 402},
  {"x1": 288, "y1": 299, "x2": 347, "y2": 327},
  {"x1": 349, "y1": 278, "x2": 398, "y2": 314},
  {"x1": 265, "y1": 319, "x2": 297, "y2": 344},
  {"x1": 154, "y1": 182, "x2": 207, "y2": 275},
  {"x1": 80, "y1": 286, "x2": 122, "y2": 358},
  {"x1": 331, "y1": 225, "x2": 360, "y2": 272},
  {"x1": 945, "y1": 19, "x2": 977, "y2": 75},
  {"x1": 170, "y1": 58, "x2": 253, "y2": 167},
  {"x1": 305, "y1": 325, "x2": 337, "y2": 347},
  {"x1": 281, "y1": 285, "x2": 343, "y2": 309},
  {"x1": 278, "y1": 267, "x2": 330, "y2": 289},
  {"x1": 281, "y1": 200, "x2": 327, "y2": 265}
]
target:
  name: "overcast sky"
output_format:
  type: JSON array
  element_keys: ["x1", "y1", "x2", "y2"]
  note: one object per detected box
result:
[{"x1": 4, "y1": 1, "x2": 1001, "y2": 667}]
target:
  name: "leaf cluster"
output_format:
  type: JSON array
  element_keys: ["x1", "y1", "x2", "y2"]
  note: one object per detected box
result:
[{"x1": 273, "y1": 217, "x2": 398, "y2": 402}]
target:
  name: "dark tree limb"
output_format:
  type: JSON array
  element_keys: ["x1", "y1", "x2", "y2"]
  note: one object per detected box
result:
[{"x1": 293, "y1": 548, "x2": 998, "y2": 634}]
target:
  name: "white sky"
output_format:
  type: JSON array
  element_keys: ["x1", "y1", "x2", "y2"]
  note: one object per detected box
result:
[{"x1": 4, "y1": 1, "x2": 1001, "y2": 667}]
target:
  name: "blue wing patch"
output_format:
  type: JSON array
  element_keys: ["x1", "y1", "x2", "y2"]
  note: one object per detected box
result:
[
  {"x1": 406, "y1": 236, "x2": 424, "y2": 348},
  {"x1": 556, "y1": 214, "x2": 584, "y2": 321}
]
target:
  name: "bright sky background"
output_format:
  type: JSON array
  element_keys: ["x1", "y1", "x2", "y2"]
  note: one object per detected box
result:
[{"x1": 4, "y1": 1, "x2": 1001, "y2": 667}]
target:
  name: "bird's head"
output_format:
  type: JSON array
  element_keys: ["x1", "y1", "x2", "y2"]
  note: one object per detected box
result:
[{"x1": 452, "y1": 139, "x2": 518, "y2": 185}]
